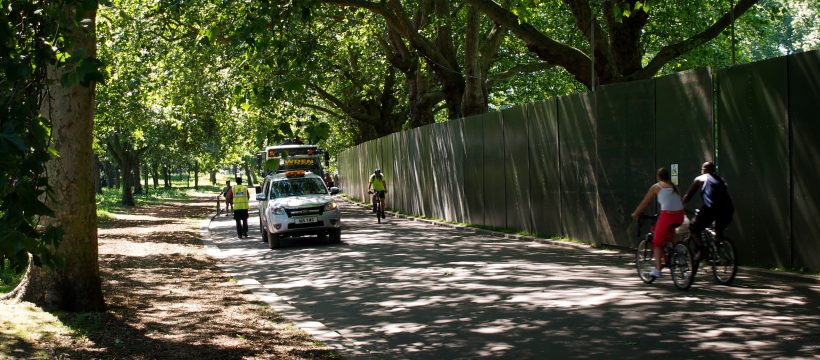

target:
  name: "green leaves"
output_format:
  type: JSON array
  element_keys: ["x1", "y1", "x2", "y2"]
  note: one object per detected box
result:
[
  {"x1": 0, "y1": 0, "x2": 70, "y2": 270},
  {"x1": 304, "y1": 120, "x2": 331, "y2": 145},
  {"x1": 613, "y1": 1, "x2": 649, "y2": 23},
  {"x1": 60, "y1": 53, "x2": 107, "y2": 87}
]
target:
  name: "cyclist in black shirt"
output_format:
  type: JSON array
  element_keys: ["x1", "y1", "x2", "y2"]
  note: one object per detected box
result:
[{"x1": 683, "y1": 161, "x2": 735, "y2": 259}]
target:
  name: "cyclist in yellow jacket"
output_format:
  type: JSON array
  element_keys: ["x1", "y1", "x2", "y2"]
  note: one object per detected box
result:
[
  {"x1": 232, "y1": 177, "x2": 250, "y2": 238},
  {"x1": 368, "y1": 168, "x2": 387, "y2": 213}
]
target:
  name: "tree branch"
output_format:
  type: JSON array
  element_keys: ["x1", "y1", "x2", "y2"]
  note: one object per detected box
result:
[
  {"x1": 487, "y1": 62, "x2": 556, "y2": 88},
  {"x1": 465, "y1": 0, "x2": 593, "y2": 87},
  {"x1": 629, "y1": 0, "x2": 760, "y2": 80}
]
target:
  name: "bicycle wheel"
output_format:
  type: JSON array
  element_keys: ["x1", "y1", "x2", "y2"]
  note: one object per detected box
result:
[
  {"x1": 636, "y1": 236, "x2": 656, "y2": 284},
  {"x1": 376, "y1": 202, "x2": 381, "y2": 224},
  {"x1": 711, "y1": 237, "x2": 738, "y2": 285},
  {"x1": 670, "y1": 243, "x2": 694, "y2": 290}
]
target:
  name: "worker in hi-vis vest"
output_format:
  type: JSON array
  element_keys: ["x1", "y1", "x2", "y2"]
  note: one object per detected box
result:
[{"x1": 232, "y1": 177, "x2": 250, "y2": 238}]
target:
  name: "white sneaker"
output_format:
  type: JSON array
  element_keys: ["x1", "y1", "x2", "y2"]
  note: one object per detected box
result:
[{"x1": 650, "y1": 269, "x2": 662, "y2": 279}]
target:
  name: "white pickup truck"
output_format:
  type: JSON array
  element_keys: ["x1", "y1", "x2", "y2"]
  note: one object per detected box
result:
[{"x1": 256, "y1": 170, "x2": 341, "y2": 249}]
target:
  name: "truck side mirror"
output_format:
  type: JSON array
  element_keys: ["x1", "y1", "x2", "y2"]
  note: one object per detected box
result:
[{"x1": 329, "y1": 187, "x2": 340, "y2": 195}]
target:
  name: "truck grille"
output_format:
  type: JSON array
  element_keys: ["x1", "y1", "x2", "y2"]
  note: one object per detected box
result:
[
  {"x1": 288, "y1": 221, "x2": 323, "y2": 229},
  {"x1": 285, "y1": 206, "x2": 323, "y2": 217}
]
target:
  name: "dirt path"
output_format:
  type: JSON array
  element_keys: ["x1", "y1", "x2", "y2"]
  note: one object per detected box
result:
[{"x1": 4, "y1": 194, "x2": 340, "y2": 359}]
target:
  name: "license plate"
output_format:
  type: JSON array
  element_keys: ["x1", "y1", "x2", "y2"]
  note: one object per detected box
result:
[{"x1": 295, "y1": 216, "x2": 317, "y2": 224}]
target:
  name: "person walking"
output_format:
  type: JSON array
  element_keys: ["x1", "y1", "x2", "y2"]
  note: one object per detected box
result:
[
  {"x1": 220, "y1": 180, "x2": 233, "y2": 216},
  {"x1": 233, "y1": 177, "x2": 250, "y2": 238}
]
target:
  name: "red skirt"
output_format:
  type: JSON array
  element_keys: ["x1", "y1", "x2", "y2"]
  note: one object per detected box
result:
[{"x1": 653, "y1": 210, "x2": 684, "y2": 248}]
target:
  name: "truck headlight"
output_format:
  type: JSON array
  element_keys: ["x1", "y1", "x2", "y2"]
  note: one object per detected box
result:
[
  {"x1": 324, "y1": 202, "x2": 338, "y2": 211},
  {"x1": 272, "y1": 207, "x2": 286, "y2": 215}
]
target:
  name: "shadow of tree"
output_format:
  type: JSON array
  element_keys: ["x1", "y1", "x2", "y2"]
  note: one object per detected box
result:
[{"x1": 209, "y1": 202, "x2": 820, "y2": 359}]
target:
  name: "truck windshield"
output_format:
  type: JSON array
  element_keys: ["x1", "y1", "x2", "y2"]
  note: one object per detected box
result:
[{"x1": 270, "y1": 178, "x2": 327, "y2": 198}]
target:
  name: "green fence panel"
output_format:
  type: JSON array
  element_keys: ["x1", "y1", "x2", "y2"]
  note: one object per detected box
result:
[
  {"x1": 381, "y1": 135, "x2": 395, "y2": 212},
  {"x1": 502, "y1": 106, "x2": 531, "y2": 232},
  {"x1": 596, "y1": 79, "x2": 656, "y2": 246},
  {"x1": 558, "y1": 93, "x2": 599, "y2": 244},
  {"x1": 789, "y1": 50, "x2": 820, "y2": 271},
  {"x1": 718, "y1": 56, "x2": 790, "y2": 268},
  {"x1": 357, "y1": 143, "x2": 365, "y2": 201},
  {"x1": 393, "y1": 131, "x2": 409, "y2": 213},
  {"x1": 404, "y1": 128, "x2": 421, "y2": 216},
  {"x1": 655, "y1": 67, "x2": 714, "y2": 197},
  {"x1": 526, "y1": 99, "x2": 561, "y2": 237},
  {"x1": 430, "y1": 124, "x2": 444, "y2": 220},
  {"x1": 483, "y1": 112, "x2": 507, "y2": 228},
  {"x1": 418, "y1": 125, "x2": 435, "y2": 218},
  {"x1": 432, "y1": 122, "x2": 466, "y2": 222},
  {"x1": 463, "y1": 115, "x2": 485, "y2": 225},
  {"x1": 345, "y1": 148, "x2": 353, "y2": 198},
  {"x1": 360, "y1": 143, "x2": 370, "y2": 202}
]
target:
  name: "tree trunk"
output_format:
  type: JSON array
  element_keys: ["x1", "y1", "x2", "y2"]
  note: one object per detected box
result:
[
  {"x1": 194, "y1": 162, "x2": 200, "y2": 190},
  {"x1": 152, "y1": 164, "x2": 159, "y2": 188},
  {"x1": 407, "y1": 70, "x2": 436, "y2": 128},
  {"x1": 103, "y1": 160, "x2": 114, "y2": 189},
  {"x1": 431, "y1": 0, "x2": 465, "y2": 120},
  {"x1": 462, "y1": 5, "x2": 487, "y2": 117},
  {"x1": 210, "y1": 170, "x2": 217, "y2": 185},
  {"x1": 16, "y1": 3, "x2": 105, "y2": 311},
  {"x1": 133, "y1": 157, "x2": 143, "y2": 195},
  {"x1": 106, "y1": 135, "x2": 136, "y2": 206},
  {"x1": 242, "y1": 163, "x2": 255, "y2": 188},
  {"x1": 163, "y1": 165, "x2": 171, "y2": 188},
  {"x1": 119, "y1": 159, "x2": 134, "y2": 206},
  {"x1": 143, "y1": 163, "x2": 149, "y2": 194}
]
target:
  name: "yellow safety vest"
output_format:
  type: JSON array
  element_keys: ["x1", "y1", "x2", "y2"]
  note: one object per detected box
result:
[
  {"x1": 233, "y1": 184, "x2": 249, "y2": 210},
  {"x1": 369, "y1": 174, "x2": 386, "y2": 191}
]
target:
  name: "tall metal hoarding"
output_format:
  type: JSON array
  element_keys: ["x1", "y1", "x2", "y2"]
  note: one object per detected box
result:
[
  {"x1": 655, "y1": 68, "x2": 714, "y2": 198},
  {"x1": 381, "y1": 134, "x2": 395, "y2": 214},
  {"x1": 557, "y1": 93, "x2": 599, "y2": 243},
  {"x1": 433, "y1": 121, "x2": 467, "y2": 223},
  {"x1": 463, "y1": 116, "x2": 485, "y2": 225},
  {"x1": 718, "y1": 57, "x2": 790, "y2": 268},
  {"x1": 393, "y1": 131, "x2": 410, "y2": 213},
  {"x1": 526, "y1": 100, "x2": 561, "y2": 237},
  {"x1": 789, "y1": 50, "x2": 820, "y2": 271},
  {"x1": 483, "y1": 112, "x2": 507, "y2": 228},
  {"x1": 418, "y1": 125, "x2": 436, "y2": 218},
  {"x1": 595, "y1": 79, "x2": 655, "y2": 246},
  {"x1": 503, "y1": 106, "x2": 532, "y2": 232},
  {"x1": 406, "y1": 127, "x2": 423, "y2": 216}
]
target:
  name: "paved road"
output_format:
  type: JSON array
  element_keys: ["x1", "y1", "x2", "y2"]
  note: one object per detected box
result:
[{"x1": 205, "y1": 200, "x2": 820, "y2": 359}]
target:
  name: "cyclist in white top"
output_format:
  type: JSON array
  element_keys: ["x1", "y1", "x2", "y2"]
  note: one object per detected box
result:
[{"x1": 631, "y1": 168, "x2": 685, "y2": 279}]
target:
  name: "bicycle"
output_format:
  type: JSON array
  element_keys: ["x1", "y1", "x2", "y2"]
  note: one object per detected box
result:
[
  {"x1": 685, "y1": 209, "x2": 738, "y2": 285},
  {"x1": 635, "y1": 214, "x2": 695, "y2": 290},
  {"x1": 368, "y1": 190, "x2": 386, "y2": 223}
]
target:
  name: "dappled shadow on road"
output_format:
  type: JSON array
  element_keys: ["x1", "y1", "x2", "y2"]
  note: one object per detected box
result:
[{"x1": 210, "y1": 202, "x2": 820, "y2": 359}]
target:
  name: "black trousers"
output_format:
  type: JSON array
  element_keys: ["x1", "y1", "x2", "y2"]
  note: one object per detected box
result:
[{"x1": 233, "y1": 209, "x2": 249, "y2": 236}]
